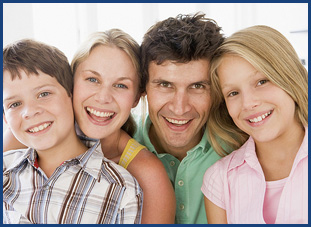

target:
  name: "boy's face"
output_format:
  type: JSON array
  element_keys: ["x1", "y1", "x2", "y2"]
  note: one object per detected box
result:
[{"x1": 3, "y1": 70, "x2": 75, "y2": 152}]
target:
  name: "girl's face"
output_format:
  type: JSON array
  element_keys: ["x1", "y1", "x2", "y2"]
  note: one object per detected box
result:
[
  {"x1": 217, "y1": 54, "x2": 299, "y2": 144},
  {"x1": 73, "y1": 45, "x2": 140, "y2": 140}
]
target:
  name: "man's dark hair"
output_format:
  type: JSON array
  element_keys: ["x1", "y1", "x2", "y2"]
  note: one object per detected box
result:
[
  {"x1": 3, "y1": 39, "x2": 73, "y2": 97},
  {"x1": 140, "y1": 12, "x2": 224, "y2": 92}
]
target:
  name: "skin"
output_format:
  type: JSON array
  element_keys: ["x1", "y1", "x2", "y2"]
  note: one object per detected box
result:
[
  {"x1": 204, "y1": 54, "x2": 305, "y2": 223},
  {"x1": 146, "y1": 60, "x2": 212, "y2": 161},
  {"x1": 3, "y1": 45, "x2": 176, "y2": 223},
  {"x1": 3, "y1": 71, "x2": 87, "y2": 178},
  {"x1": 72, "y1": 45, "x2": 177, "y2": 223}
]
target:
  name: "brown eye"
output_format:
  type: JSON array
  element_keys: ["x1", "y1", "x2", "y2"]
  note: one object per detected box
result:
[{"x1": 257, "y1": 79, "x2": 268, "y2": 86}]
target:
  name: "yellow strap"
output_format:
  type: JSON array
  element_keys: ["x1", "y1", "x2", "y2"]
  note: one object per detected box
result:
[{"x1": 119, "y1": 139, "x2": 146, "y2": 169}]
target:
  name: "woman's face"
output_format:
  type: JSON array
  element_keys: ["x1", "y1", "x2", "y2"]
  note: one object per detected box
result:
[
  {"x1": 217, "y1": 54, "x2": 299, "y2": 144},
  {"x1": 73, "y1": 45, "x2": 140, "y2": 140}
]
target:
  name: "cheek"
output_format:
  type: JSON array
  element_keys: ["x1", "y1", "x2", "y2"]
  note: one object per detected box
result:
[
  {"x1": 191, "y1": 93, "x2": 211, "y2": 114},
  {"x1": 57, "y1": 97, "x2": 74, "y2": 119},
  {"x1": 5, "y1": 113, "x2": 17, "y2": 128},
  {"x1": 73, "y1": 82, "x2": 90, "y2": 106},
  {"x1": 225, "y1": 101, "x2": 238, "y2": 119}
]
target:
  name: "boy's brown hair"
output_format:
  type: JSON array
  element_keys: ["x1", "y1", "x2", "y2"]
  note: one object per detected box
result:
[{"x1": 3, "y1": 39, "x2": 73, "y2": 96}]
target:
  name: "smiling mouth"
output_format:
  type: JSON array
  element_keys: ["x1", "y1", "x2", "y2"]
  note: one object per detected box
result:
[
  {"x1": 248, "y1": 110, "x2": 272, "y2": 123},
  {"x1": 86, "y1": 107, "x2": 115, "y2": 120},
  {"x1": 28, "y1": 122, "x2": 52, "y2": 133},
  {"x1": 164, "y1": 117, "x2": 191, "y2": 126}
]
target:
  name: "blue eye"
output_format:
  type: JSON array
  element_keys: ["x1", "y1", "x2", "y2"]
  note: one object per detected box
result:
[
  {"x1": 115, "y1": 84, "x2": 128, "y2": 89},
  {"x1": 38, "y1": 92, "x2": 50, "y2": 98},
  {"x1": 87, "y1": 77, "x2": 98, "y2": 83},
  {"x1": 9, "y1": 102, "x2": 22, "y2": 109}
]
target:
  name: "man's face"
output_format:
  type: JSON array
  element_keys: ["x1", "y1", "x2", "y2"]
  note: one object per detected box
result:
[{"x1": 146, "y1": 59, "x2": 211, "y2": 155}]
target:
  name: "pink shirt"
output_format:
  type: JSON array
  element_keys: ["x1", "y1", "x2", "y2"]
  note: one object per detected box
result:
[
  {"x1": 201, "y1": 127, "x2": 308, "y2": 224},
  {"x1": 263, "y1": 177, "x2": 287, "y2": 224}
]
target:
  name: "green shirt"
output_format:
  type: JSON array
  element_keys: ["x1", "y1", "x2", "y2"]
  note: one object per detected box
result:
[{"x1": 134, "y1": 115, "x2": 221, "y2": 224}]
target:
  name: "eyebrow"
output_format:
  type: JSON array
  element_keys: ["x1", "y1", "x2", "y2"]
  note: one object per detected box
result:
[
  {"x1": 3, "y1": 84, "x2": 57, "y2": 103},
  {"x1": 151, "y1": 79, "x2": 210, "y2": 84},
  {"x1": 3, "y1": 95, "x2": 18, "y2": 103},
  {"x1": 193, "y1": 80, "x2": 210, "y2": 85},
  {"x1": 221, "y1": 70, "x2": 259, "y2": 90},
  {"x1": 82, "y1": 70, "x2": 135, "y2": 82}
]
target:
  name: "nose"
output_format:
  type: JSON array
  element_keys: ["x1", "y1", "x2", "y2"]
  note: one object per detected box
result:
[
  {"x1": 242, "y1": 92, "x2": 260, "y2": 110},
  {"x1": 94, "y1": 86, "x2": 113, "y2": 104},
  {"x1": 22, "y1": 101, "x2": 44, "y2": 119},
  {"x1": 168, "y1": 90, "x2": 191, "y2": 116}
]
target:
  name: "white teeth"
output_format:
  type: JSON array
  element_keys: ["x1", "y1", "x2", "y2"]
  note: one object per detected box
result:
[
  {"x1": 249, "y1": 111, "x2": 271, "y2": 123},
  {"x1": 87, "y1": 107, "x2": 114, "y2": 118},
  {"x1": 28, "y1": 123, "x2": 51, "y2": 133},
  {"x1": 165, "y1": 117, "x2": 190, "y2": 125}
]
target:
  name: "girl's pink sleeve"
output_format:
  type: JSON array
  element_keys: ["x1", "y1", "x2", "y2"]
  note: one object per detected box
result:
[{"x1": 201, "y1": 161, "x2": 226, "y2": 209}]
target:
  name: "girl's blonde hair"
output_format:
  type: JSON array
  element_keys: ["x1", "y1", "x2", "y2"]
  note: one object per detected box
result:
[
  {"x1": 208, "y1": 25, "x2": 308, "y2": 156},
  {"x1": 71, "y1": 29, "x2": 142, "y2": 137}
]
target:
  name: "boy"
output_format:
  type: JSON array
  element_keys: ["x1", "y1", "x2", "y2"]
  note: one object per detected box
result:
[{"x1": 3, "y1": 39, "x2": 143, "y2": 224}]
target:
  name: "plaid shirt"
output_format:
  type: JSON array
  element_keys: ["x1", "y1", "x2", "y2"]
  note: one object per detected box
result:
[{"x1": 3, "y1": 138, "x2": 143, "y2": 224}]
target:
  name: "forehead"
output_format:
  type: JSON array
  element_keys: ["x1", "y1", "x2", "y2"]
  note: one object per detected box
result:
[
  {"x1": 3, "y1": 70, "x2": 62, "y2": 96},
  {"x1": 148, "y1": 59, "x2": 210, "y2": 82},
  {"x1": 76, "y1": 45, "x2": 137, "y2": 79},
  {"x1": 218, "y1": 55, "x2": 257, "y2": 78}
]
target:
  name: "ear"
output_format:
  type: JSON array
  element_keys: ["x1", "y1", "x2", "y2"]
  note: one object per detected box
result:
[{"x1": 132, "y1": 94, "x2": 141, "y2": 108}]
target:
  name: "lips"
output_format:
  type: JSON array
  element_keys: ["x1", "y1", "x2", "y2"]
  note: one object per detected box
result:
[
  {"x1": 27, "y1": 122, "x2": 53, "y2": 133},
  {"x1": 165, "y1": 117, "x2": 190, "y2": 126},
  {"x1": 163, "y1": 116, "x2": 193, "y2": 132},
  {"x1": 247, "y1": 110, "x2": 273, "y2": 124},
  {"x1": 85, "y1": 107, "x2": 115, "y2": 123}
]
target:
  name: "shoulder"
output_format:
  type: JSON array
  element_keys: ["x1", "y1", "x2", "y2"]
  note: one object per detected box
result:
[
  {"x1": 129, "y1": 148, "x2": 165, "y2": 175},
  {"x1": 126, "y1": 147, "x2": 171, "y2": 188},
  {"x1": 3, "y1": 148, "x2": 29, "y2": 171},
  {"x1": 203, "y1": 148, "x2": 241, "y2": 184}
]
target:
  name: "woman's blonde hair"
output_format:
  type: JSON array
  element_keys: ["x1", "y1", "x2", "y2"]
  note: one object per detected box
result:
[
  {"x1": 208, "y1": 25, "x2": 308, "y2": 156},
  {"x1": 71, "y1": 29, "x2": 142, "y2": 137}
]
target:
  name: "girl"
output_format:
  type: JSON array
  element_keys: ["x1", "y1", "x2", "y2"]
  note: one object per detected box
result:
[
  {"x1": 3, "y1": 29, "x2": 176, "y2": 224},
  {"x1": 201, "y1": 25, "x2": 308, "y2": 224}
]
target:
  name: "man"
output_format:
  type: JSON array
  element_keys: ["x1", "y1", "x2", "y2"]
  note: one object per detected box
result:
[{"x1": 134, "y1": 13, "x2": 225, "y2": 224}]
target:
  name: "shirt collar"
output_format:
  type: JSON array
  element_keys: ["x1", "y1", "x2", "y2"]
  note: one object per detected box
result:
[
  {"x1": 291, "y1": 126, "x2": 308, "y2": 171},
  {"x1": 77, "y1": 137, "x2": 104, "y2": 179},
  {"x1": 142, "y1": 115, "x2": 211, "y2": 156}
]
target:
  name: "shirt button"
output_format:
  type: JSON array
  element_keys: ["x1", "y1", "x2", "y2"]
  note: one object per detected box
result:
[
  {"x1": 179, "y1": 204, "x2": 185, "y2": 210},
  {"x1": 170, "y1": 161, "x2": 175, "y2": 166},
  {"x1": 178, "y1": 180, "x2": 184, "y2": 186}
]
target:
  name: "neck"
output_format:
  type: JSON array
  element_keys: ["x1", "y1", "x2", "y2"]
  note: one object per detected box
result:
[
  {"x1": 100, "y1": 129, "x2": 130, "y2": 163},
  {"x1": 256, "y1": 123, "x2": 305, "y2": 181},
  {"x1": 36, "y1": 130, "x2": 87, "y2": 178}
]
